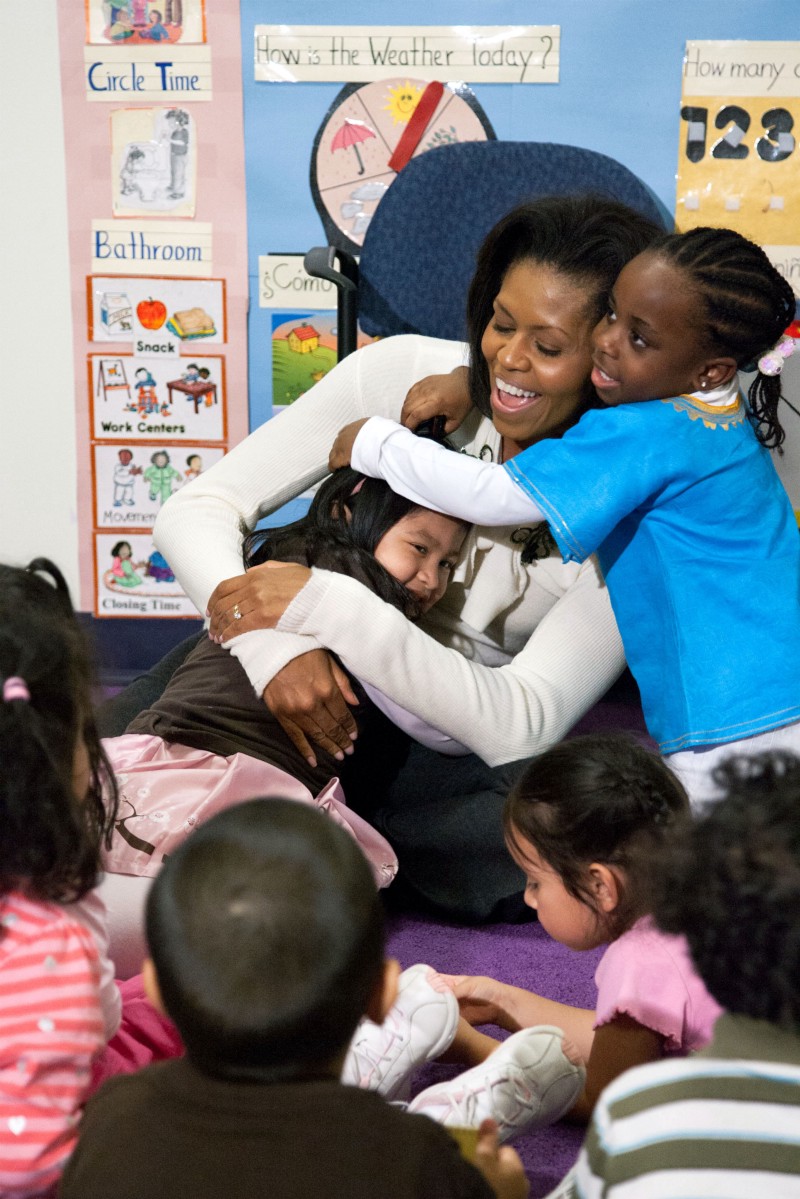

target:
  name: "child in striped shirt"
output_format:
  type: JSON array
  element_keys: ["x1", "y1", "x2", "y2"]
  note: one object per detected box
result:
[
  {"x1": 570, "y1": 751, "x2": 800, "y2": 1198},
  {"x1": 0, "y1": 558, "x2": 120, "y2": 1197}
]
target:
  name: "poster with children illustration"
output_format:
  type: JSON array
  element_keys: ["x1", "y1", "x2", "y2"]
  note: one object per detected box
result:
[
  {"x1": 88, "y1": 275, "x2": 226, "y2": 344},
  {"x1": 86, "y1": 0, "x2": 206, "y2": 46},
  {"x1": 93, "y1": 443, "x2": 224, "y2": 528},
  {"x1": 94, "y1": 532, "x2": 201, "y2": 617},
  {"x1": 90, "y1": 353, "x2": 225, "y2": 440},
  {"x1": 112, "y1": 107, "x2": 196, "y2": 217}
]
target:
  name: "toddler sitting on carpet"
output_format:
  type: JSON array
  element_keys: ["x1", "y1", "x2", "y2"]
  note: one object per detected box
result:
[{"x1": 345, "y1": 736, "x2": 721, "y2": 1137}]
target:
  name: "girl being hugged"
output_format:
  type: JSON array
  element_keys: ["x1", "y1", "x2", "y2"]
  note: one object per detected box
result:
[
  {"x1": 101, "y1": 467, "x2": 468, "y2": 976},
  {"x1": 406, "y1": 735, "x2": 722, "y2": 1133},
  {"x1": 330, "y1": 228, "x2": 800, "y2": 804},
  {"x1": 0, "y1": 559, "x2": 120, "y2": 1197}
]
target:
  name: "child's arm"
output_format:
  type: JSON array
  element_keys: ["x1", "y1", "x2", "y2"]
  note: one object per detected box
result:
[
  {"x1": 443, "y1": 976, "x2": 662, "y2": 1123},
  {"x1": 441, "y1": 974, "x2": 596, "y2": 1064},
  {"x1": 332, "y1": 417, "x2": 544, "y2": 526},
  {"x1": 401, "y1": 365, "x2": 472, "y2": 434},
  {"x1": 567, "y1": 1015, "x2": 662, "y2": 1122}
]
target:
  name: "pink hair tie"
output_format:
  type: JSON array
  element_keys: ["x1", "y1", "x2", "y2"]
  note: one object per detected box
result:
[
  {"x1": 757, "y1": 335, "x2": 795, "y2": 377},
  {"x1": 3, "y1": 677, "x2": 30, "y2": 703}
]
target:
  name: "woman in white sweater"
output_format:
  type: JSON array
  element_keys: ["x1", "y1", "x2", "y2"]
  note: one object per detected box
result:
[{"x1": 154, "y1": 195, "x2": 662, "y2": 920}]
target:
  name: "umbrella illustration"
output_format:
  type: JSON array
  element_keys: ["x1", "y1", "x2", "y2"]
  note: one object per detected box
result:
[{"x1": 331, "y1": 119, "x2": 376, "y2": 176}]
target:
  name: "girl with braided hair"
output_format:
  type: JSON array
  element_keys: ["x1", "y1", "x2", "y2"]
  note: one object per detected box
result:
[
  {"x1": 339, "y1": 734, "x2": 719, "y2": 1137},
  {"x1": 325, "y1": 225, "x2": 800, "y2": 806}
]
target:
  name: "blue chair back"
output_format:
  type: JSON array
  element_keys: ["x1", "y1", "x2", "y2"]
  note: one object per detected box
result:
[{"x1": 357, "y1": 141, "x2": 668, "y2": 342}]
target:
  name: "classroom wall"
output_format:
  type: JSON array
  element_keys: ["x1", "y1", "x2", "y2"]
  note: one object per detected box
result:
[{"x1": 2, "y1": 0, "x2": 798, "y2": 610}]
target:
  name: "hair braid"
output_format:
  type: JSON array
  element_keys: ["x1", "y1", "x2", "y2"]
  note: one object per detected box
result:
[{"x1": 652, "y1": 227, "x2": 796, "y2": 448}]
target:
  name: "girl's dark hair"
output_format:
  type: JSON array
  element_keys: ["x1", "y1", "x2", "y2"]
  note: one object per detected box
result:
[
  {"x1": 242, "y1": 468, "x2": 444, "y2": 620},
  {"x1": 466, "y1": 193, "x2": 665, "y2": 422},
  {"x1": 504, "y1": 733, "x2": 689, "y2": 938},
  {"x1": 111, "y1": 540, "x2": 131, "y2": 557},
  {"x1": 0, "y1": 559, "x2": 118, "y2": 907},
  {"x1": 648, "y1": 226, "x2": 797, "y2": 449}
]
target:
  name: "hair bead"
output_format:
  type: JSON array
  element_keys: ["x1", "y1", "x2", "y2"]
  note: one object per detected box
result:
[{"x1": 2, "y1": 676, "x2": 30, "y2": 703}]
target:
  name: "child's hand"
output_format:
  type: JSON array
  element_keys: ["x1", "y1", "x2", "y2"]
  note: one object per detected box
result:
[
  {"x1": 435, "y1": 974, "x2": 514, "y2": 1030},
  {"x1": 401, "y1": 366, "x2": 472, "y2": 434},
  {"x1": 329, "y1": 419, "x2": 369, "y2": 470},
  {"x1": 474, "y1": 1120, "x2": 529, "y2": 1199}
]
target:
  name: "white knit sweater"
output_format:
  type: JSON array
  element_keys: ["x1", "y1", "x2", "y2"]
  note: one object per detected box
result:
[{"x1": 154, "y1": 335, "x2": 625, "y2": 766}]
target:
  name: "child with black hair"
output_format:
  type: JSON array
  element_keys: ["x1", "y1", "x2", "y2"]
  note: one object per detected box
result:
[
  {"x1": 330, "y1": 226, "x2": 800, "y2": 806},
  {"x1": 0, "y1": 559, "x2": 120, "y2": 1196},
  {"x1": 100, "y1": 467, "x2": 469, "y2": 977},
  {"x1": 572, "y1": 751, "x2": 800, "y2": 1195},
  {"x1": 357, "y1": 736, "x2": 720, "y2": 1141},
  {"x1": 61, "y1": 799, "x2": 529, "y2": 1199}
]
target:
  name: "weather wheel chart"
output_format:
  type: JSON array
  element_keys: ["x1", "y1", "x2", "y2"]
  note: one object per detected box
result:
[{"x1": 310, "y1": 79, "x2": 494, "y2": 254}]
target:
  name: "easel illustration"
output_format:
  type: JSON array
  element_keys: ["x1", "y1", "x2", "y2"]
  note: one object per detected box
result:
[{"x1": 97, "y1": 358, "x2": 132, "y2": 403}]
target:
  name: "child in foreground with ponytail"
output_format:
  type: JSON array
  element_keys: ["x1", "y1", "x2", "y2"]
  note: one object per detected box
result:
[{"x1": 0, "y1": 559, "x2": 120, "y2": 1197}]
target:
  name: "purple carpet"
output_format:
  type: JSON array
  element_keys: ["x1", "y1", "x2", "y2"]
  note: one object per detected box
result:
[
  {"x1": 386, "y1": 912, "x2": 603, "y2": 1196},
  {"x1": 381, "y1": 689, "x2": 647, "y2": 1194}
]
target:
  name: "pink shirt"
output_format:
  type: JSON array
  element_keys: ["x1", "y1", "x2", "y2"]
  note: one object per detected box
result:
[
  {"x1": 0, "y1": 893, "x2": 105, "y2": 1197},
  {"x1": 594, "y1": 916, "x2": 722, "y2": 1053}
]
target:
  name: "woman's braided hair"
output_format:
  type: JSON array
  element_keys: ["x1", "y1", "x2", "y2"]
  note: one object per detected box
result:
[{"x1": 650, "y1": 226, "x2": 797, "y2": 448}]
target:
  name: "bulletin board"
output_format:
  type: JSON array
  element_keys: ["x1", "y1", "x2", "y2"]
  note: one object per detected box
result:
[
  {"x1": 676, "y1": 40, "x2": 800, "y2": 294},
  {"x1": 58, "y1": 1, "x2": 248, "y2": 617},
  {"x1": 56, "y1": 2, "x2": 800, "y2": 617}
]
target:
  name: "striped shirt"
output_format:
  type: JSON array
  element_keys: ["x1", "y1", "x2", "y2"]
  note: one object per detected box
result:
[
  {"x1": 0, "y1": 892, "x2": 104, "y2": 1197},
  {"x1": 572, "y1": 1013, "x2": 800, "y2": 1198}
]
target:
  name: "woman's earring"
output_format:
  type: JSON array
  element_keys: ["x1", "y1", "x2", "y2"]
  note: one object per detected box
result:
[{"x1": 700, "y1": 379, "x2": 707, "y2": 390}]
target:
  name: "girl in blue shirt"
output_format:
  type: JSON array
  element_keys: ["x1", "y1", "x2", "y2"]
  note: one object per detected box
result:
[{"x1": 330, "y1": 226, "x2": 800, "y2": 806}]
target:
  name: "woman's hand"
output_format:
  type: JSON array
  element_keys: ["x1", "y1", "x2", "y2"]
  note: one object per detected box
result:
[
  {"x1": 329, "y1": 419, "x2": 369, "y2": 471},
  {"x1": 207, "y1": 566, "x2": 359, "y2": 764},
  {"x1": 263, "y1": 649, "x2": 359, "y2": 766},
  {"x1": 400, "y1": 366, "x2": 472, "y2": 434},
  {"x1": 207, "y1": 561, "x2": 312, "y2": 642}
]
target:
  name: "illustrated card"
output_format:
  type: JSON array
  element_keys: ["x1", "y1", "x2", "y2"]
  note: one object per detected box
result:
[
  {"x1": 88, "y1": 275, "x2": 226, "y2": 343},
  {"x1": 271, "y1": 312, "x2": 375, "y2": 408},
  {"x1": 86, "y1": 0, "x2": 206, "y2": 46},
  {"x1": 92, "y1": 442, "x2": 225, "y2": 529},
  {"x1": 94, "y1": 531, "x2": 202, "y2": 618},
  {"x1": 89, "y1": 353, "x2": 225, "y2": 441},
  {"x1": 111, "y1": 107, "x2": 197, "y2": 217}
]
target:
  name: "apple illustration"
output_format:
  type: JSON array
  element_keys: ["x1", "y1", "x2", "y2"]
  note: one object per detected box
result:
[{"x1": 137, "y1": 297, "x2": 167, "y2": 331}]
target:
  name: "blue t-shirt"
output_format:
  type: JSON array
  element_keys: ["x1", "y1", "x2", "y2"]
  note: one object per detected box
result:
[{"x1": 505, "y1": 392, "x2": 800, "y2": 752}]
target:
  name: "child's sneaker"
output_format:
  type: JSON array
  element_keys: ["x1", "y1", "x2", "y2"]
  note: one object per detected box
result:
[
  {"x1": 341, "y1": 964, "x2": 459, "y2": 1101},
  {"x1": 406, "y1": 1025, "x2": 584, "y2": 1142}
]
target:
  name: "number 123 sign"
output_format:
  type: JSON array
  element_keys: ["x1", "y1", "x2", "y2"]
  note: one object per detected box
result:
[{"x1": 676, "y1": 41, "x2": 800, "y2": 269}]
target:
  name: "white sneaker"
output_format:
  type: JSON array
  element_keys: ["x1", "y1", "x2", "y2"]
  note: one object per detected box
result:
[
  {"x1": 406, "y1": 1025, "x2": 585, "y2": 1142},
  {"x1": 341, "y1": 964, "x2": 459, "y2": 1101}
]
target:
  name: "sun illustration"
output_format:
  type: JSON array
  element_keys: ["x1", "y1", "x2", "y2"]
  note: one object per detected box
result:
[{"x1": 383, "y1": 81, "x2": 424, "y2": 126}]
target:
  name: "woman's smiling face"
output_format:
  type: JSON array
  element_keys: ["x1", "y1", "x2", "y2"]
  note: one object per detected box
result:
[{"x1": 481, "y1": 260, "x2": 596, "y2": 457}]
